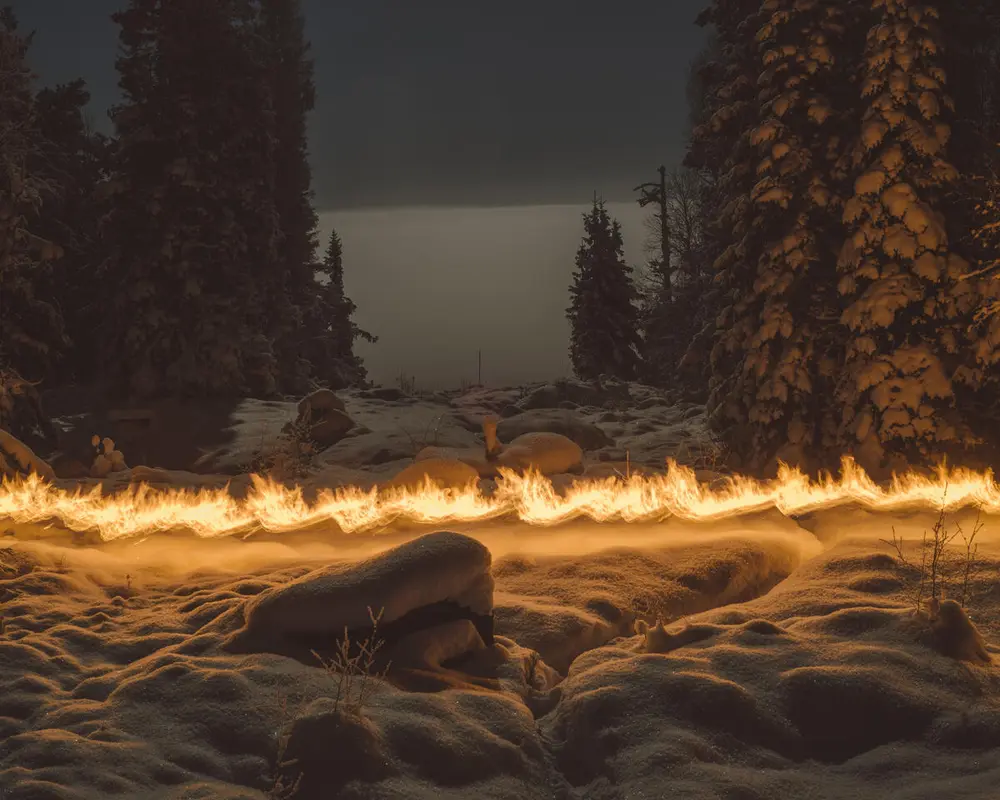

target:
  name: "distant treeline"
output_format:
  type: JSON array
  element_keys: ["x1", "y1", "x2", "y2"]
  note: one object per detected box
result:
[{"x1": 0, "y1": 0, "x2": 372, "y2": 402}]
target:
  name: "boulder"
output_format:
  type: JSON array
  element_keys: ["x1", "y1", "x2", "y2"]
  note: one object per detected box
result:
[
  {"x1": 286, "y1": 390, "x2": 355, "y2": 449},
  {"x1": 385, "y1": 458, "x2": 481, "y2": 491},
  {"x1": 307, "y1": 408, "x2": 355, "y2": 448},
  {"x1": 497, "y1": 409, "x2": 615, "y2": 451},
  {"x1": 494, "y1": 432, "x2": 584, "y2": 476},
  {"x1": 362, "y1": 387, "x2": 405, "y2": 401},
  {"x1": 297, "y1": 388, "x2": 346, "y2": 417},
  {"x1": 519, "y1": 378, "x2": 631, "y2": 410},
  {"x1": 415, "y1": 446, "x2": 496, "y2": 478},
  {"x1": 226, "y1": 531, "x2": 495, "y2": 665}
]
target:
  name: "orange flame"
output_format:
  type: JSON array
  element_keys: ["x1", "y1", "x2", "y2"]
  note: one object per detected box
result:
[{"x1": 0, "y1": 458, "x2": 996, "y2": 542}]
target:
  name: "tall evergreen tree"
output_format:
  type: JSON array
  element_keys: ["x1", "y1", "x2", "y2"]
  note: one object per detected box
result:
[
  {"x1": 836, "y1": 0, "x2": 993, "y2": 472},
  {"x1": 32, "y1": 79, "x2": 111, "y2": 383},
  {"x1": 715, "y1": 0, "x2": 861, "y2": 470},
  {"x1": 257, "y1": 0, "x2": 322, "y2": 392},
  {"x1": 0, "y1": 8, "x2": 66, "y2": 381},
  {"x1": 103, "y1": 0, "x2": 282, "y2": 399},
  {"x1": 685, "y1": 0, "x2": 770, "y2": 438},
  {"x1": 305, "y1": 230, "x2": 375, "y2": 387},
  {"x1": 566, "y1": 198, "x2": 642, "y2": 381}
]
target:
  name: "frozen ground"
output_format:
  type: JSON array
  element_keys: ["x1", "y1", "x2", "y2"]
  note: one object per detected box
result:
[{"x1": 1, "y1": 384, "x2": 999, "y2": 798}]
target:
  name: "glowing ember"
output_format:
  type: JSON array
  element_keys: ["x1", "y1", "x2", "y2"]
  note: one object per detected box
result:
[{"x1": 0, "y1": 458, "x2": 997, "y2": 542}]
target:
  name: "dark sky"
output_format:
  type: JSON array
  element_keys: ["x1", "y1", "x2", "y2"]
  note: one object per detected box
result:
[{"x1": 13, "y1": 0, "x2": 709, "y2": 210}]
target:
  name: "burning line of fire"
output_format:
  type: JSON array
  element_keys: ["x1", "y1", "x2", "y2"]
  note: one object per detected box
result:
[{"x1": 0, "y1": 458, "x2": 997, "y2": 542}]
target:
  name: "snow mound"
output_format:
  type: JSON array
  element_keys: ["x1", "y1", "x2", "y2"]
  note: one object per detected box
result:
[
  {"x1": 493, "y1": 536, "x2": 802, "y2": 673},
  {"x1": 541, "y1": 540, "x2": 1000, "y2": 797}
]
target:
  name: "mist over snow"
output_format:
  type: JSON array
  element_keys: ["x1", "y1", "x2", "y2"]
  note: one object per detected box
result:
[{"x1": 318, "y1": 202, "x2": 650, "y2": 390}]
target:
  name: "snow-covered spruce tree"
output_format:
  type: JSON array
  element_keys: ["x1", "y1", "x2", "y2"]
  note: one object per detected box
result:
[
  {"x1": 0, "y1": 8, "x2": 67, "y2": 381},
  {"x1": 256, "y1": 0, "x2": 321, "y2": 393},
  {"x1": 836, "y1": 1, "x2": 990, "y2": 473},
  {"x1": 938, "y1": 0, "x2": 1000, "y2": 437},
  {"x1": 684, "y1": 0, "x2": 772, "y2": 452},
  {"x1": 32, "y1": 79, "x2": 111, "y2": 384},
  {"x1": 713, "y1": 0, "x2": 861, "y2": 471},
  {"x1": 566, "y1": 199, "x2": 642, "y2": 381},
  {"x1": 103, "y1": 0, "x2": 282, "y2": 400},
  {"x1": 308, "y1": 230, "x2": 376, "y2": 387}
]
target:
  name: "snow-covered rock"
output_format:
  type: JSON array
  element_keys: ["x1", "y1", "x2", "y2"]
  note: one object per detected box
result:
[
  {"x1": 226, "y1": 531, "x2": 495, "y2": 661},
  {"x1": 497, "y1": 409, "x2": 614, "y2": 450},
  {"x1": 384, "y1": 458, "x2": 481, "y2": 491}
]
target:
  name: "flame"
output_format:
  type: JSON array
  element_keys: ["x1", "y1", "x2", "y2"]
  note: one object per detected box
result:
[{"x1": 0, "y1": 457, "x2": 997, "y2": 543}]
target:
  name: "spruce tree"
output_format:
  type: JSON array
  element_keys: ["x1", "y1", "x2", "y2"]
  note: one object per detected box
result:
[
  {"x1": 566, "y1": 199, "x2": 642, "y2": 381},
  {"x1": 257, "y1": 0, "x2": 321, "y2": 392},
  {"x1": 714, "y1": 0, "x2": 860, "y2": 470},
  {"x1": 103, "y1": 0, "x2": 282, "y2": 400},
  {"x1": 0, "y1": 8, "x2": 66, "y2": 381},
  {"x1": 685, "y1": 0, "x2": 770, "y2": 446},
  {"x1": 33, "y1": 79, "x2": 110, "y2": 383},
  {"x1": 306, "y1": 230, "x2": 375, "y2": 388},
  {"x1": 836, "y1": 0, "x2": 986, "y2": 472}
]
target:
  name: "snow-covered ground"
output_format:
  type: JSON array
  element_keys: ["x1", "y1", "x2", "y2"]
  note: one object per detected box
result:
[{"x1": 2, "y1": 384, "x2": 999, "y2": 799}]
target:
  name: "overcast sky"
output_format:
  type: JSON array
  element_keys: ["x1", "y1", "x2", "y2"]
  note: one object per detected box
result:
[{"x1": 14, "y1": 1, "x2": 710, "y2": 387}]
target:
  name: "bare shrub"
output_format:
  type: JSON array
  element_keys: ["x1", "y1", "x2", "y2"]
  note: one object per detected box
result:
[
  {"x1": 241, "y1": 419, "x2": 316, "y2": 481},
  {"x1": 881, "y1": 487, "x2": 983, "y2": 611},
  {"x1": 312, "y1": 606, "x2": 391, "y2": 716}
]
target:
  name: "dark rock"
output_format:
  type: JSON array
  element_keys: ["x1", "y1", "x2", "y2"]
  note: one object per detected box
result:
[
  {"x1": 307, "y1": 408, "x2": 355, "y2": 448},
  {"x1": 297, "y1": 388, "x2": 345, "y2": 417},
  {"x1": 363, "y1": 387, "x2": 405, "y2": 401}
]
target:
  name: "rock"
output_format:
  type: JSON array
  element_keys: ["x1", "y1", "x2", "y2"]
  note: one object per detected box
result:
[
  {"x1": 497, "y1": 410, "x2": 615, "y2": 451},
  {"x1": 385, "y1": 458, "x2": 481, "y2": 491},
  {"x1": 285, "y1": 390, "x2": 356, "y2": 449},
  {"x1": 307, "y1": 408, "x2": 355, "y2": 448},
  {"x1": 518, "y1": 384, "x2": 562, "y2": 410},
  {"x1": 415, "y1": 446, "x2": 496, "y2": 478},
  {"x1": 226, "y1": 531, "x2": 495, "y2": 661},
  {"x1": 519, "y1": 378, "x2": 631, "y2": 410},
  {"x1": 297, "y1": 388, "x2": 346, "y2": 418},
  {"x1": 493, "y1": 432, "x2": 584, "y2": 476},
  {"x1": 557, "y1": 400, "x2": 580, "y2": 410},
  {"x1": 321, "y1": 431, "x2": 428, "y2": 469}
]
